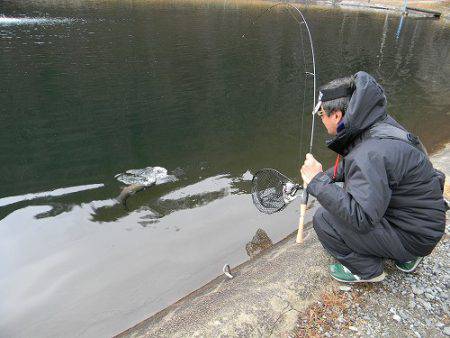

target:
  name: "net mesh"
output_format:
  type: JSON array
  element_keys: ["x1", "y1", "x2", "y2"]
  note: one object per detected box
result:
[{"x1": 251, "y1": 168, "x2": 300, "y2": 214}]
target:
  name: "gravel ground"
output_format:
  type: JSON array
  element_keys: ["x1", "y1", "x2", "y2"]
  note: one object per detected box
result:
[{"x1": 294, "y1": 212, "x2": 450, "y2": 338}]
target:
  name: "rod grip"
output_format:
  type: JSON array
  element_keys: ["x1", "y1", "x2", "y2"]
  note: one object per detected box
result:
[{"x1": 296, "y1": 188, "x2": 309, "y2": 243}]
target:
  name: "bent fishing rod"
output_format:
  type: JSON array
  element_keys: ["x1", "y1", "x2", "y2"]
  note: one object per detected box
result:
[{"x1": 248, "y1": 3, "x2": 322, "y2": 243}]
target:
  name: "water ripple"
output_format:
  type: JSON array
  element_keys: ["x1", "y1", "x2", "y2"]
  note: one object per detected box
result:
[{"x1": 0, "y1": 16, "x2": 79, "y2": 26}]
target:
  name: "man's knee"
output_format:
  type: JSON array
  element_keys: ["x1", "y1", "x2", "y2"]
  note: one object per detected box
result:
[
  {"x1": 312, "y1": 206, "x2": 349, "y2": 257},
  {"x1": 313, "y1": 206, "x2": 342, "y2": 242},
  {"x1": 313, "y1": 207, "x2": 336, "y2": 242},
  {"x1": 313, "y1": 206, "x2": 327, "y2": 233}
]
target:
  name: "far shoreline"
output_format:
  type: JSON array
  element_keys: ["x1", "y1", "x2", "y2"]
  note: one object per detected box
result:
[{"x1": 5, "y1": 0, "x2": 450, "y2": 22}]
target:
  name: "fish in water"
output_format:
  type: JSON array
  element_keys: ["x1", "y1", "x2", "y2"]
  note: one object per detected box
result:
[
  {"x1": 115, "y1": 166, "x2": 177, "y2": 186},
  {"x1": 245, "y1": 228, "x2": 273, "y2": 258},
  {"x1": 116, "y1": 183, "x2": 150, "y2": 205},
  {"x1": 115, "y1": 166, "x2": 177, "y2": 205}
]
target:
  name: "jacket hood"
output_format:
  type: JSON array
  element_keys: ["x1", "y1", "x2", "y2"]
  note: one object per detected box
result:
[{"x1": 326, "y1": 71, "x2": 388, "y2": 155}]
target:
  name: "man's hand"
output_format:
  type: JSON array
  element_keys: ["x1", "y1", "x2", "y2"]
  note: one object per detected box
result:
[{"x1": 300, "y1": 153, "x2": 323, "y2": 185}]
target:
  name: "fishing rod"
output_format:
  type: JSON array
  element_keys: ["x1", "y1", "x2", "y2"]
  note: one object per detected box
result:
[
  {"x1": 288, "y1": 4, "x2": 318, "y2": 244},
  {"x1": 248, "y1": 3, "x2": 320, "y2": 243}
]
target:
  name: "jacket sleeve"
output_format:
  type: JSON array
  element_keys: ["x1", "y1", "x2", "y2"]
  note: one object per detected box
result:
[
  {"x1": 307, "y1": 151, "x2": 391, "y2": 233},
  {"x1": 324, "y1": 160, "x2": 344, "y2": 182}
]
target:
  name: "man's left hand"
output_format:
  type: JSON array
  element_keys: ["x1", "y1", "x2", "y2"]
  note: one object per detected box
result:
[{"x1": 300, "y1": 153, "x2": 323, "y2": 185}]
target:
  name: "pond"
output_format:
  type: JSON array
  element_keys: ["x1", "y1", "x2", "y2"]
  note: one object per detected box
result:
[{"x1": 0, "y1": 0, "x2": 449, "y2": 336}]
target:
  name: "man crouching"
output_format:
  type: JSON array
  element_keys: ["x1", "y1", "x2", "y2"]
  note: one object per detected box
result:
[{"x1": 300, "y1": 71, "x2": 446, "y2": 283}]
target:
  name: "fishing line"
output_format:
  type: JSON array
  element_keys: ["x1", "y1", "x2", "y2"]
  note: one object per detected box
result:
[
  {"x1": 245, "y1": 3, "x2": 319, "y2": 235},
  {"x1": 286, "y1": 6, "x2": 309, "y2": 183},
  {"x1": 241, "y1": 3, "x2": 317, "y2": 165}
]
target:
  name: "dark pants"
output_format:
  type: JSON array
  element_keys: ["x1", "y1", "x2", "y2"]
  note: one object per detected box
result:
[{"x1": 313, "y1": 207, "x2": 416, "y2": 279}]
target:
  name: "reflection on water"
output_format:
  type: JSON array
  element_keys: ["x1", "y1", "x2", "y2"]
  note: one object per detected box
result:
[
  {"x1": 396, "y1": 15, "x2": 405, "y2": 40},
  {"x1": 0, "y1": 16, "x2": 77, "y2": 26},
  {"x1": 160, "y1": 174, "x2": 233, "y2": 200},
  {"x1": 0, "y1": 0, "x2": 449, "y2": 337},
  {"x1": 0, "y1": 183, "x2": 104, "y2": 207},
  {"x1": 91, "y1": 174, "x2": 235, "y2": 223}
]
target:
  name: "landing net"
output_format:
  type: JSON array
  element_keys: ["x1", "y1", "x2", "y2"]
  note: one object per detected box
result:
[{"x1": 251, "y1": 168, "x2": 301, "y2": 214}]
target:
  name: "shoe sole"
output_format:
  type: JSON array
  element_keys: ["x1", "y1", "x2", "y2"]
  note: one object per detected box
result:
[
  {"x1": 395, "y1": 257, "x2": 423, "y2": 273},
  {"x1": 330, "y1": 271, "x2": 387, "y2": 283}
]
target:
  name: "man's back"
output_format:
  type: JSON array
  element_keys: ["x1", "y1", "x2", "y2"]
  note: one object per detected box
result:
[{"x1": 343, "y1": 117, "x2": 446, "y2": 256}]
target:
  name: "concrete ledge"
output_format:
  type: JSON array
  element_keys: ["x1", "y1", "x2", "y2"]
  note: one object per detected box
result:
[{"x1": 117, "y1": 227, "x2": 334, "y2": 337}]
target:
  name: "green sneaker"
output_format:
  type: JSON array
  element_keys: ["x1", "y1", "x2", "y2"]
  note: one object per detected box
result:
[
  {"x1": 395, "y1": 257, "x2": 423, "y2": 273},
  {"x1": 329, "y1": 263, "x2": 386, "y2": 283}
]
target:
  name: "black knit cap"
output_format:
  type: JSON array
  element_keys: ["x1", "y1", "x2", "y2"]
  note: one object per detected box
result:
[{"x1": 319, "y1": 82, "x2": 355, "y2": 102}]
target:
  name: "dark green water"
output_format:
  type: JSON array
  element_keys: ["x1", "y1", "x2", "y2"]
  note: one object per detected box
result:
[{"x1": 0, "y1": 1, "x2": 449, "y2": 337}]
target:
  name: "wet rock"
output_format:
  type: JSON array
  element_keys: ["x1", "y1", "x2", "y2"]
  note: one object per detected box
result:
[{"x1": 245, "y1": 228, "x2": 273, "y2": 258}]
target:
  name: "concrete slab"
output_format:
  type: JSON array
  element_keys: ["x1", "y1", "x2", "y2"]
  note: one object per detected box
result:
[{"x1": 118, "y1": 227, "x2": 334, "y2": 338}]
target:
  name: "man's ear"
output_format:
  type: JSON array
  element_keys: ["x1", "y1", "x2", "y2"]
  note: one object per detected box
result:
[{"x1": 333, "y1": 110, "x2": 343, "y2": 122}]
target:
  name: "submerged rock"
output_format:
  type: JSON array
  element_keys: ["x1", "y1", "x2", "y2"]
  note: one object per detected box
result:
[{"x1": 245, "y1": 228, "x2": 273, "y2": 258}]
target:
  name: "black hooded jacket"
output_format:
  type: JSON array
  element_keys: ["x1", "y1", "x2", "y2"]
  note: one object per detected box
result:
[{"x1": 307, "y1": 71, "x2": 446, "y2": 256}]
